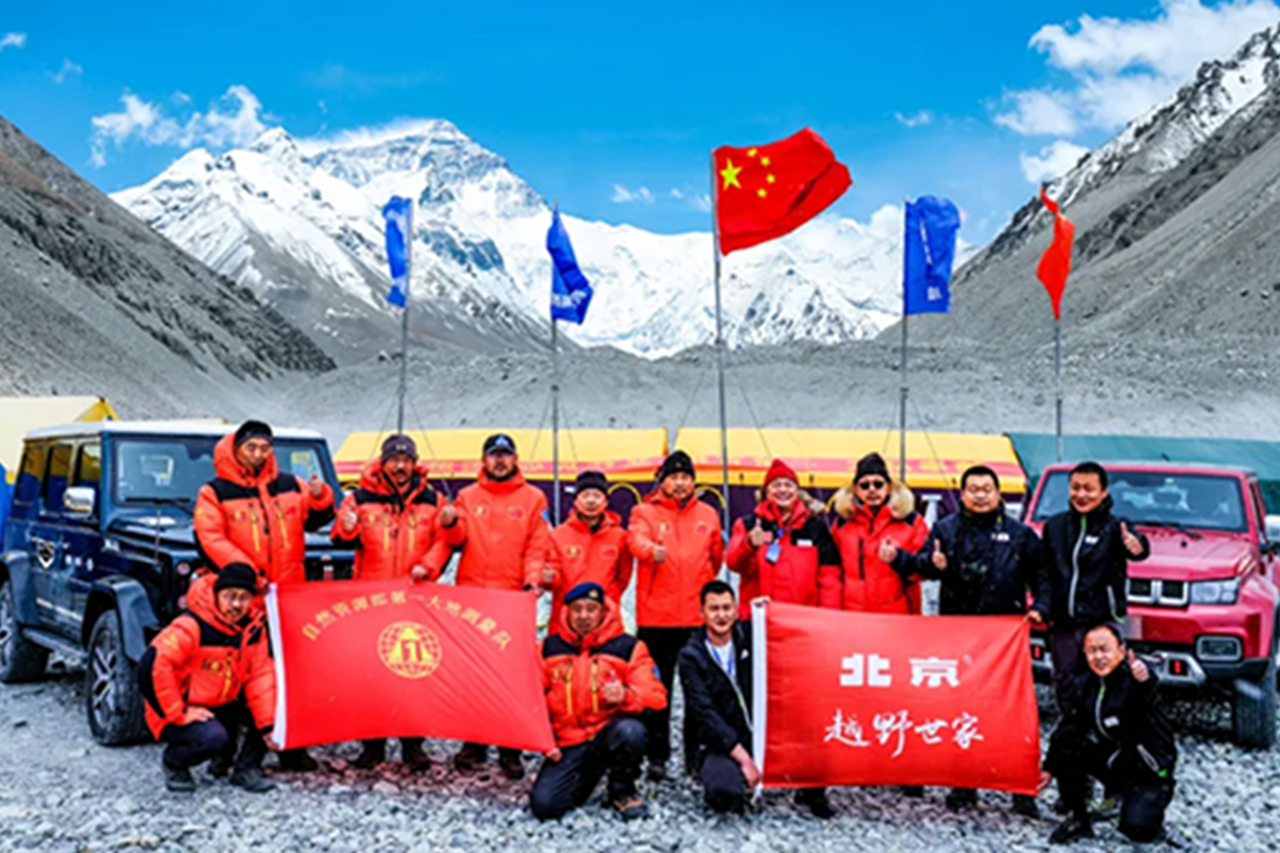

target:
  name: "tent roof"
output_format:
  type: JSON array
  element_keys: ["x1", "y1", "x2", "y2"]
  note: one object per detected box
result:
[
  {"x1": 334, "y1": 428, "x2": 670, "y2": 483},
  {"x1": 0, "y1": 396, "x2": 117, "y2": 473},
  {"x1": 672, "y1": 428, "x2": 1026, "y2": 492}
]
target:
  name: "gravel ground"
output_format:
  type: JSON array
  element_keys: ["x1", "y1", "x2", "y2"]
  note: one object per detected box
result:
[{"x1": 2, "y1": 663, "x2": 1277, "y2": 853}]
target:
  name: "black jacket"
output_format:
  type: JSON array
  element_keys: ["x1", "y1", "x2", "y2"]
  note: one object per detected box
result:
[
  {"x1": 896, "y1": 507, "x2": 1050, "y2": 616},
  {"x1": 677, "y1": 624, "x2": 752, "y2": 759},
  {"x1": 1047, "y1": 661, "x2": 1177, "y2": 788},
  {"x1": 1041, "y1": 497, "x2": 1150, "y2": 627}
]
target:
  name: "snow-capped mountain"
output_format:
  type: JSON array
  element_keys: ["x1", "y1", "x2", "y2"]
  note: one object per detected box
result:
[{"x1": 113, "y1": 120, "x2": 903, "y2": 362}]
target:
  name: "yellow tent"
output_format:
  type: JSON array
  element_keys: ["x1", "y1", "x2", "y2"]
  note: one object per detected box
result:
[
  {"x1": 0, "y1": 396, "x2": 118, "y2": 478},
  {"x1": 672, "y1": 428, "x2": 1027, "y2": 494},
  {"x1": 334, "y1": 428, "x2": 670, "y2": 487}
]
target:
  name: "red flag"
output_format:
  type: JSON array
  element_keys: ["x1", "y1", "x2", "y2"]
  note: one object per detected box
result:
[
  {"x1": 1036, "y1": 187, "x2": 1075, "y2": 320},
  {"x1": 266, "y1": 579, "x2": 554, "y2": 752},
  {"x1": 752, "y1": 602, "x2": 1040, "y2": 794},
  {"x1": 714, "y1": 128, "x2": 851, "y2": 255}
]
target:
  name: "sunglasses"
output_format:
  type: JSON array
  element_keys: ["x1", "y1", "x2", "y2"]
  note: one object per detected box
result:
[{"x1": 856, "y1": 478, "x2": 887, "y2": 490}]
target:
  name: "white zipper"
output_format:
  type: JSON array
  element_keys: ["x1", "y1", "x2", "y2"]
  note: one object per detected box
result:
[
  {"x1": 1069, "y1": 518, "x2": 1086, "y2": 618},
  {"x1": 1107, "y1": 587, "x2": 1118, "y2": 620}
]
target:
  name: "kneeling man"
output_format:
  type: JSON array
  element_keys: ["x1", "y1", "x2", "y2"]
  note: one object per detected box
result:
[{"x1": 531, "y1": 583, "x2": 667, "y2": 822}]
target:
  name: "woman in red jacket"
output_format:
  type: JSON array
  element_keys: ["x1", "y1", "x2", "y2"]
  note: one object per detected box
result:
[{"x1": 830, "y1": 453, "x2": 929, "y2": 614}]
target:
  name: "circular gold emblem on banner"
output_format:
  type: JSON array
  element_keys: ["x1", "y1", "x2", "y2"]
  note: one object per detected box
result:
[{"x1": 377, "y1": 621, "x2": 443, "y2": 679}]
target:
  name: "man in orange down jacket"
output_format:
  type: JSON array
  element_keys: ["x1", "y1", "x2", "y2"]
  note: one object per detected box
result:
[
  {"x1": 193, "y1": 420, "x2": 334, "y2": 772},
  {"x1": 439, "y1": 432, "x2": 550, "y2": 779},
  {"x1": 627, "y1": 450, "x2": 724, "y2": 781},
  {"x1": 531, "y1": 582, "x2": 667, "y2": 822},
  {"x1": 138, "y1": 564, "x2": 275, "y2": 794},
  {"x1": 331, "y1": 433, "x2": 449, "y2": 772},
  {"x1": 542, "y1": 470, "x2": 632, "y2": 631}
]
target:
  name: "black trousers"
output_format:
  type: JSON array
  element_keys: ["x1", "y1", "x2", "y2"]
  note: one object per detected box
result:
[
  {"x1": 637, "y1": 626, "x2": 694, "y2": 767},
  {"x1": 1055, "y1": 742, "x2": 1173, "y2": 842},
  {"x1": 530, "y1": 718, "x2": 646, "y2": 821},
  {"x1": 700, "y1": 752, "x2": 748, "y2": 813},
  {"x1": 1049, "y1": 625, "x2": 1091, "y2": 715},
  {"x1": 160, "y1": 698, "x2": 267, "y2": 774}
]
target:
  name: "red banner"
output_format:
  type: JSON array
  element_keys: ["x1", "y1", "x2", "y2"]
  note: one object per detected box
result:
[
  {"x1": 753, "y1": 602, "x2": 1040, "y2": 793},
  {"x1": 266, "y1": 579, "x2": 554, "y2": 752}
]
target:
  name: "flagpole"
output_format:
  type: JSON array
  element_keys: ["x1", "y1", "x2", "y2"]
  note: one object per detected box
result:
[
  {"x1": 711, "y1": 150, "x2": 730, "y2": 537},
  {"x1": 1054, "y1": 318, "x2": 1063, "y2": 462},
  {"x1": 396, "y1": 203, "x2": 413, "y2": 433},
  {"x1": 551, "y1": 315, "x2": 562, "y2": 525},
  {"x1": 899, "y1": 196, "x2": 910, "y2": 484}
]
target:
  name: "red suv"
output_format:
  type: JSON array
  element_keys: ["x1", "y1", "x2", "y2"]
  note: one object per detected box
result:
[{"x1": 1024, "y1": 462, "x2": 1279, "y2": 748}]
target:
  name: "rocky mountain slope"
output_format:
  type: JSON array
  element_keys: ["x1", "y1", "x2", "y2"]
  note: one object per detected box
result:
[
  {"x1": 113, "y1": 122, "x2": 903, "y2": 363},
  {"x1": 0, "y1": 114, "x2": 334, "y2": 418}
]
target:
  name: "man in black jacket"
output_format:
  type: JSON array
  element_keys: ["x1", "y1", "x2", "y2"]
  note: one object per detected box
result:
[
  {"x1": 1041, "y1": 462, "x2": 1150, "y2": 714},
  {"x1": 1043, "y1": 622, "x2": 1176, "y2": 844},
  {"x1": 885, "y1": 464, "x2": 1049, "y2": 815}
]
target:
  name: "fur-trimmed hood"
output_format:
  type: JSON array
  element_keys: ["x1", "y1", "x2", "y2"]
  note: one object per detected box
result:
[{"x1": 833, "y1": 480, "x2": 917, "y2": 522}]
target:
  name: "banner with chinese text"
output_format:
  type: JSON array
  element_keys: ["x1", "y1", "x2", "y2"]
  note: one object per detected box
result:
[
  {"x1": 266, "y1": 579, "x2": 554, "y2": 752},
  {"x1": 752, "y1": 601, "x2": 1039, "y2": 793}
]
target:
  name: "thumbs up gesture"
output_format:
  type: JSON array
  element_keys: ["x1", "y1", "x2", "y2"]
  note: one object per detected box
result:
[
  {"x1": 931, "y1": 539, "x2": 947, "y2": 571},
  {"x1": 1120, "y1": 522, "x2": 1143, "y2": 556},
  {"x1": 601, "y1": 672, "x2": 626, "y2": 706},
  {"x1": 438, "y1": 503, "x2": 457, "y2": 527},
  {"x1": 1127, "y1": 649, "x2": 1150, "y2": 683},
  {"x1": 878, "y1": 538, "x2": 899, "y2": 564},
  {"x1": 748, "y1": 519, "x2": 773, "y2": 549},
  {"x1": 340, "y1": 505, "x2": 359, "y2": 534}
]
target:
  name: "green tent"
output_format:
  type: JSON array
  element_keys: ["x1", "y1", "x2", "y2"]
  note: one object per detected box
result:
[{"x1": 1007, "y1": 433, "x2": 1280, "y2": 513}]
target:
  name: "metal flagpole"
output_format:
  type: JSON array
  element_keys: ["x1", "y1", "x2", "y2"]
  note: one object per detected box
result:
[
  {"x1": 551, "y1": 315, "x2": 562, "y2": 525},
  {"x1": 711, "y1": 151, "x2": 730, "y2": 536},
  {"x1": 396, "y1": 203, "x2": 413, "y2": 433},
  {"x1": 1054, "y1": 318, "x2": 1063, "y2": 461},
  {"x1": 899, "y1": 313, "x2": 908, "y2": 483}
]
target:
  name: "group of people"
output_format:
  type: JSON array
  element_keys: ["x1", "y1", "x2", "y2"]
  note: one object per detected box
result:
[{"x1": 138, "y1": 420, "x2": 1179, "y2": 844}]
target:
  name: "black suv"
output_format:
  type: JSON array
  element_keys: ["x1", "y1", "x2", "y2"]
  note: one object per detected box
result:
[{"x1": 0, "y1": 422, "x2": 354, "y2": 744}]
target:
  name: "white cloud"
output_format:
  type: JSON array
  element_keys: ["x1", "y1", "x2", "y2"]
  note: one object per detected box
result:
[
  {"x1": 611, "y1": 184, "x2": 654, "y2": 204},
  {"x1": 171, "y1": 91, "x2": 192, "y2": 106},
  {"x1": 689, "y1": 193, "x2": 712, "y2": 212},
  {"x1": 0, "y1": 32, "x2": 26, "y2": 52},
  {"x1": 1019, "y1": 140, "x2": 1091, "y2": 183},
  {"x1": 89, "y1": 85, "x2": 268, "y2": 166},
  {"x1": 52, "y1": 58, "x2": 83, "y2": 84},
  {"x1": 669, "y1": 187, "x2": 684, "y2": 199},
  {"x1": 894, "y1": 110, "x2": 934, "y2": 128},
  {"x1": 997, "y1": 0, "x2": 1280, "y2": 136}
]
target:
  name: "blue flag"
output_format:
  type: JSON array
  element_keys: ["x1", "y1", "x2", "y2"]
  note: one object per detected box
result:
[
  {"x1": 903, "y1": 196, "x2": 960, "y2": 315},
  {"x1": 547, "y1": 207, "x2": 593, "y2": 325},
  {"x1": 382, "y1": 196, "x2": 413, "y2": 308}
]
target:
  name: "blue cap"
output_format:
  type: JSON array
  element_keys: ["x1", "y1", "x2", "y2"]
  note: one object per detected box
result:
[
  {"x1": 563, "y1": 582, "x2": 605, "y2": 606},
  {"x1": 483, "y1": 433, "x2": 516, "y2": 455}
]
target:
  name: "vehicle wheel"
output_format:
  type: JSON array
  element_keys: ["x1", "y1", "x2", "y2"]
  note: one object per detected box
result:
[
  {"x1": 0, "y1": 578, "x2": 48, "y2": 683},
  {"x1": 85, "y1": 611, "x2": 147, "y2": 746},
  {"x1": 1233, "y1": 653, "x2": 1278, "y2": 750}
]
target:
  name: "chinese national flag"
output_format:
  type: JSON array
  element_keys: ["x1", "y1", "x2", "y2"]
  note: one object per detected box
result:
[
  {"x1": 753, "y1": 602, "x2": 1040, "y2": 793},
  {"x1": 714, "y1": 128, "x2": 852, "y2": 255},
  {"x1": 266, "y1": 579, "x2": 554, "y2": 752},
  {"x1": 1036, "y1": 187, "x2": 1075, "y2": 320}
]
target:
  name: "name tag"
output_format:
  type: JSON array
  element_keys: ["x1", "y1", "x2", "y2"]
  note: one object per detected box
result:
[
  {"x1": 795, "y1": 539, "x2": 814, "y2": 548},
  {"x1": 1085, "y1": 535, "x2": 1100, "y2": 545},
  {"x1": 1103, "y1": 716, "x2": 1120, "y2": 728},
  {"x1": 993, "y1": 532, "x2": 1010, "y2": 543}
]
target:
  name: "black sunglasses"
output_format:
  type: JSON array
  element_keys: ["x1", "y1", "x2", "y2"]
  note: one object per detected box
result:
[{"x1": 856, "y1": 478, "x2": 888, "y2": 489}]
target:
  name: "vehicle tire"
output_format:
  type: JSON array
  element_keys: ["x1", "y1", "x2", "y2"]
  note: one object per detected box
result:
[
  {"x1": 1233, "y1": 651, "x2": 1278, "y2": 750},
  {"x1": 85, "y1": 611, "x2": 148, "y2": 746},
  {"x1": 0, "y1": 578, "x2": 48, "y2": 683}
]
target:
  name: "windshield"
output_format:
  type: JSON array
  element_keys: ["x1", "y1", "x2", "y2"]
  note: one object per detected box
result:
[
  {"x1": 113, "y1": 436, "x2": 336, "y2": 509},
  {"x1": 1032, "y1": 470, "x2": 1247, "y2": 532}
]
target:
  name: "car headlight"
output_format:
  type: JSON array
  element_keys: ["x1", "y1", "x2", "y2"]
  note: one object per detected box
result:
[{"x1": 1189, "y1": 578, "x2": 1240, "y2": 605}]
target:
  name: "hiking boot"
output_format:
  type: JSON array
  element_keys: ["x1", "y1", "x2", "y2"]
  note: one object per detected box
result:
[
  {"x1": 499, "y1": 751, "x2": 525, "y2": 781},
  {"x1": 1012, "y1": 794, "x2": 1040, "y2": 819},
  {"x1": 353, "y1": 741, "x2": 386, "y2": 770},
  {"x1": 207, "y1": 754, "x2": 233, "y2": 779},
  {"x1": 401, "y1": 740, "x2": 432, "y2": 773},
  {"x1": 946, "y1": 788, "x2": 979, "y2": 812},
  {"x1": 453, "y1": 743, "x2": 488, "y2": 772},
  {"x1": 230, "y1": 767, "x2": 276, "y2": 794},
  {"x1": 796, "y1": 788, "x2": 836, "y2": 819},
  {"x1": 164, "y1": 764, "x2": 196, "y2": 793},
  {"x1": 277, "y1": 749, "x2": 319, "y2": 772},
  {"x1": 901, "y1": 785, "x2": 925, "y2": 798},
  {"x1": 1049, "y1": 815, "x2": 1094, "y2": 845},
  {"x1": 614, "y1": 797, "x2": 650, "y2": 821}
]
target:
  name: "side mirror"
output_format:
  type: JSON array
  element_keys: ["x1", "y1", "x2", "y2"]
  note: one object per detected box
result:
[{"x1": 63, "y1": 486, "x2": 96, "y2": 517}]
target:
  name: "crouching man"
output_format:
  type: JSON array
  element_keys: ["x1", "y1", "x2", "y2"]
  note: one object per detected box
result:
[
  {"x1": 531, "y1": 583, "x2": 667, "y2": 822},
  {"x1": 1044, "y1": 623, "x2": 1177, "y2": 845},
  {"x1": 138, "y1": 564, "x2": 276, "y2": 793}
]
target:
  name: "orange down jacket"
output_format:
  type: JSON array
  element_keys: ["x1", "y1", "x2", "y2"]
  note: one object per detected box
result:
[
  {"x1": 540, "y1": 601, "x2": 667, "y2": 749},
  {"x1": 194, "y1": 433, "x2": 335, "y2": 587},
  {"x1": 546, "y1": 510, "x2": 633, "y2": 630},
  {"x1": 726, "y1": 497, "x2": 842, "y2": 620},
  {"x1": 830, "y1": 481, "x2": 930, "y2": 613},
  {"x1": 628, "y1": 491, "x2": 724, "y2": 628},
  {"x1": 138, "y1": 574, "x2": 275, "y2": 739},
  {"x1": 441, "y1": 470, "x2": 550, "y2": 591},
  {"x1": 331, "y1": 460, "x2": 450, "y2": 581}
]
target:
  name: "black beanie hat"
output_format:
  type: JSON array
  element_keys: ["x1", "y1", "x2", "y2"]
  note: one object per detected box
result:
[
  {"x1": 234, "y1": 420, "x2": 273, "y2": 447},
  {"x1": 657, "y1": 450, "x2": 695, "y2": 482},
  {"x1": 381, "y1": 433, "x2": 418, "y2": 463},
  {"x1": 854, "y1": 452, "x2": 890, "y2": 483},
  {"x1": 574, "y1": 470, "x2": 609, "y2": 497},
  {"x1": 214, "y1": 563, "x2": 258, "y2": 594}
]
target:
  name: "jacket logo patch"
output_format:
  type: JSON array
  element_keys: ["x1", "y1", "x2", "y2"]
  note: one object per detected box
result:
[
  {"x1": 695, "y1": 522, "x2": 710, "y2": 536},
  {"x1": 658, "y1": 523, "x2": 671, "y2": 535},
  {"x1": 795, "y1": 539, "x2": 813, "y2": 548},
  {"x1": 377, "y1": 622, "x2": 442, "y2": 680},
  {"x1": 474, "y1": 506, "x2": 488, "y2": 517},
  {"x1": 566, "y1": 545, "x2": 582, "y2": 559},
  {"x1": 601, "y1": 547, "x2": 619, "y2": 560},
  {"x1": 1084, "y1": 535, "x2": 1100, "y2": 545},
  {"x1": 1103, "y1": 716, "x2": 1120, "y2": 728},
  {"x1": 508, "y1": 507, "x2": 525, "y2": 520},
  {"x1": 993, "y1": 532, "x2": 1010, "y2": 542}
]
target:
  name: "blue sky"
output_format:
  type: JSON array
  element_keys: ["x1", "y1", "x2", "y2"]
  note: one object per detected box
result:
[{"x1": 1, "y1": 1, "x2": 1276, "y2": 243}]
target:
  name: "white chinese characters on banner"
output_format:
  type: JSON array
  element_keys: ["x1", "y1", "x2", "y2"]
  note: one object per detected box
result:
[
  {"x1": 909, "y1": 657, "x2": 960, "y2": 688},
  {"x1": 839, "y1": 652, "x2": 963, "y2": 689},
  {"x1": 823, "y1": 708, "x2": 984, "y2": 758}
]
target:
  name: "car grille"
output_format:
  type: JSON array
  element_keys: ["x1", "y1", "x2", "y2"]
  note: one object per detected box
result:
[{"x1": 1127, "y1": 578, "x2": 1189, "y2": 607}]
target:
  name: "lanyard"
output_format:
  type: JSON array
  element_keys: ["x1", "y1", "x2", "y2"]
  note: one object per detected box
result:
[
  {"x1": 709, "y1": 641, "x2": 734, "y2": 681},
  {"x1": 707, "y1": 639, "x2": 751, "y2": 727}
]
